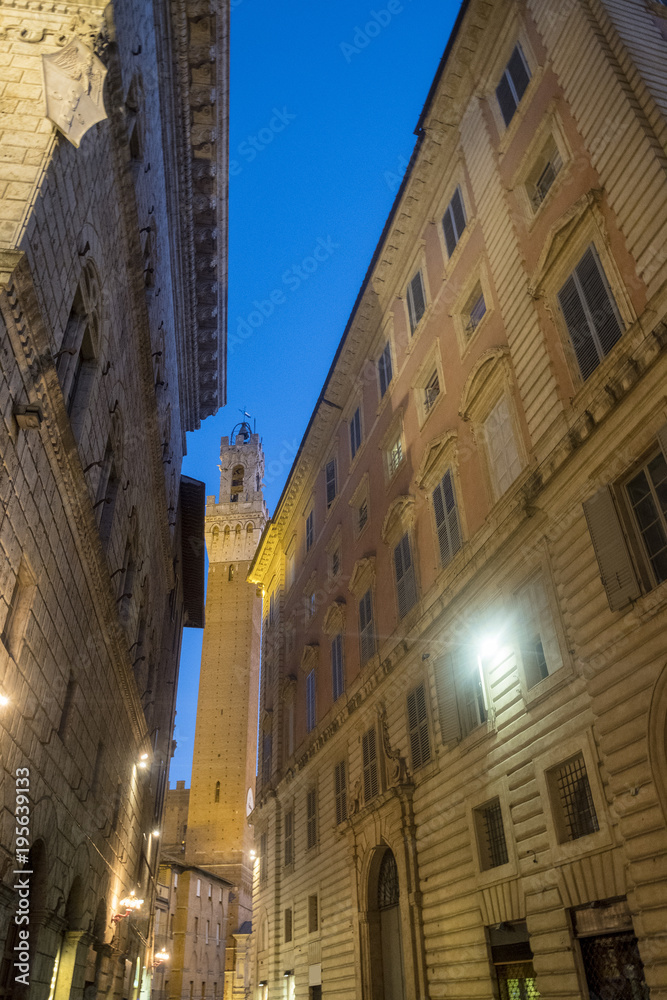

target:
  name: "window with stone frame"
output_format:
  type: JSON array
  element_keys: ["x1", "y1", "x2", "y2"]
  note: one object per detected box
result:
[
  {"x1": 514, "y1": 571, "x2": 563, "y2": 688},
  {"x1": 406, "y1": 683, "x2": 431, "y2": 771},
  {"x1": 548, "y1": 754, "x2": 599, "y2": 842},
  {"x1": 484, "y1": 396, "x2": 523, "y2": 498},
  {"x1": 358, "y1": 589, "x2": 375, "y2": 664},
  {"x1": 406, "y1": 268, "x2": 426, "y2": 333},
  {"x1": 307, "y1": 894, "x2": 319, "y2": 934},
  {"x1": 474, "y1": 797, "x2": 509, "y2": 870},
  {"x1": 462, "y1": 283, "x2": 487, "y2": 337},
  {"x1": 557, "y1": 245, "x2": 624, "y2": 382},
  {"x1": 387, "y1": 431, "x2": 404, "y2": 478},
  {"x1": 331, "y1": 633, "x2": 345, "y2": 701},
  {"x1": 284, "y1": 907, "x2": 293, "y2": 944},
  {"x1": 432, "y1": 469, "x2": 462, "y2": 569},
  {"x1": 442, "y1": 185, "x2": 467, "y2": 257},
  {"x1": 496, "y1": 43, "x2": 531, "y2": 127},
  {"x1": 349, "y1": 406, "x2": 362, "y2": 459},
  {"x1": 394, "y1": 533, "x2": 418, "y2": 619},
  {"x1": 435, "y1": 647, "x2": 489, "y2": 743},
  {"x1": 334, "y1": 760, "x2": 347, "y2": 825},
  {"x1": 325, "y1": 458, "x2": 337, "y2": 509},
  {"x1": 378, "y1": 340, "x2": 393, "y2": 398},
  {"x1": 526, "y1": 133, "x2": 563, "y2": 210},
  {"x1": 423, "y1": 369, "x2": 441, "y2": 414}
]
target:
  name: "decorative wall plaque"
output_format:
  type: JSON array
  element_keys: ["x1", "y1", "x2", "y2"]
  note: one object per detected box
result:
[{"x1": 42, "y1": 37, "x2": 107, "y2": 148}]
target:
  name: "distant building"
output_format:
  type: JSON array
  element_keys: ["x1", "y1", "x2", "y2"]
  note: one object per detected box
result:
[
  {"x1": 154, "y1": 857, "x2": 231, "y2": 1000},
  {"x1": 248, "y1": 1, "x2": 667, "y2": 998},
  {"x1": 163, "y1": 425, "x2": 267, "y2": 999},
  {"x1": 0, "y1": 0, "x2": 227, "y2": 997}
]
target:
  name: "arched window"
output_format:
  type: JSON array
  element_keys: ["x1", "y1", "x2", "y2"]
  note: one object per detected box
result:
[
  {"x1": 378, "y1": 850, "x2": 399, "y2": 909},
  {"x1": 230, "y1": 465, "x2": 244, "y2": 502},
  {"x1": 214, "y1": 781, "x2": 220, "y2": 803}
]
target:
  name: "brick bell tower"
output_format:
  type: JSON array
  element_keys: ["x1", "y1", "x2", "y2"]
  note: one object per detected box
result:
[{"x1": 186, "y1": 421, "x2": 267, "y2": 933}]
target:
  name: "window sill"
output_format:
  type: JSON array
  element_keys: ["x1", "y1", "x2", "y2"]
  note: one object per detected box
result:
[
  {"x1": 417, "y1": 391, "x2": 443, "y2": 432},
  {"x1": 457, "y1": 307, "x2": 493, "y2": 362},
  {"x1": 522, "y1": 661, "x2": 576, "y2": 709}
]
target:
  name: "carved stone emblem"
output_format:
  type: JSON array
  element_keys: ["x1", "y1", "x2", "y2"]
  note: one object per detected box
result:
[{"x1": 42, "y1": 38, "x2": 108, "y2": 148}]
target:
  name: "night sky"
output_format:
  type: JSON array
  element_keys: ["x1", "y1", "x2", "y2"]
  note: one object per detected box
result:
[{"x1": 170, "y1": 0, "x2": 462, "y2": 786}]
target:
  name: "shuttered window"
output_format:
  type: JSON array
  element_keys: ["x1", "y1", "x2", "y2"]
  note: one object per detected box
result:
[
  {"x1": 334, "y1": 760, "x2": 347, "y2": 825},
  {"x1": 306, "y1": 789, "x2": 317, "y2": 849},
  {"x1": 557, "y1": 246, "x2": 623, "y2": 381},
  {"x1": 350, "y1": 406, "x2": 362, "y2": 459},
  {"x1": 583, "y1": 486, "x2": 640, "y2": 611},
  {"x1": 515, "y1": 573, "x2": 562, "y2": 688},
  {"x1": 625, "y1": 450, "x2": 667, "y2": 586},
  {"x1": 284, "y1": 908, "x2": 293, "y2": 943},
  {"x1": 378, "y1": 341, "x2": 393, "y2": 398},
  {"x1": 394, "y1": 533, "x2": 418, "y2": 619},
  {"x1": 407, "y1": 684, "x2": 431, "y2": 771},
  {"x1": 331, "y1": 633, "x2": 344, "y2": 701},
  {"x1": 308, "y1": 894, "x2": 319, "y2": 933},
  {"x1": 359, "y1": 590, "x2": 375, "y2": 664},
  {"x1": 284, "y1": 809, "x2": 294, "y2": 866},
  {"x1": 434, "y1": 649, "x2": 488, "y2": 743},
  {"x1": 306, "y1": 670, "x2": 316, "y2": 732},
  {"x1": 432, "y1": 470, "x2": 462, "y2": 568},
  {"x1": 424, "y1": 370, "x2": 440, "y2": 414},
  {"x1": 442, "y1": 186, "x2": 467, "y2": 257},
  {"x1": 407, "y1": 270, "x2": 426, "y2": 333},
  {"x1": 325, "y1": 459, "x2": 337, "y2": 508},
  {"x1": 362, "y1": 727, "x2": 379, "y2": 801},
  {"x1": 496, "y1": 43, "x2": 531, "y2": 126},
  {"x1": 485, "y1": 396, "x2": 522, "y2": 497}
]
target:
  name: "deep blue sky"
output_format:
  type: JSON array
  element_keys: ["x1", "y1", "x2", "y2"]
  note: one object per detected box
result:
[{"x1": 170, "y1": 0, "x2": 461, "y2": 786}]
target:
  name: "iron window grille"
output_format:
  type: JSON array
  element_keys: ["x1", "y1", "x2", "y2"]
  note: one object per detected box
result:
[
  {"x1": 362, "y1": 727, "x2": 379, "y2": 801},
  {"x1": 442, "y1": 186, "x2": 467, "y2": 257},
  {"x1": 476, "y1": 798, "x2": 509, "y2": 869},
  {"x1": 496, "y1": 43, "x2": 531, "y2": 126},
  {"x1": 407, "y1": 683, "x2": 431, "y2": 771},
  {"x1": 378, "y1": 341, "x2": 393, "y2": 397},
  {"x1": 407, "y1": 269, "x2": 426, "y2": 333},
  {"x1": 334, "y1": 760, "x2": 347, "y2": 825},
  {"x1": 424, "y1": 370, "x2": 440, "y2": 414},
  {"x1": 554, "y1": 754, "x2": 599, "y2": 841},
  {"x1": 557, "y1": 245, "x2": 623, "y2": 381},
  {"x1": 530, "y1": 147, "x2": 562, "y2": 209},
  {"x1": 377, "y1": 850, "x2": 399, "y2": 909}
]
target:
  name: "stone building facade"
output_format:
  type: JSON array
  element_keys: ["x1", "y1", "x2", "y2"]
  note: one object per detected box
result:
[
  {"x1": 164, "y1": 426, "x2": 266, "y2": 999},
  {"x1": 248, "y1": 1, "x2": 667, "y2": 997},
  {"x1": 153, "y1": 856, "x2": 231, "y2": 1000},
  {"x1": 0, "y1": 0, "x2": 227, "y2": 997}
]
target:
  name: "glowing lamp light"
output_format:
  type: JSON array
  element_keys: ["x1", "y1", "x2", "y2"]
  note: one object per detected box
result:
[
  {"x1": 152, "y1": 829, "x2": 160, "y2": 837},
  {"x1": 0, "y1": 694, "x2": 9, "y2": 707},
  {"x1": 249, "y1": 849, "x2": 256, "y2": 859},
  {"x1": 478, "y1": 635, "x2": 499, "y2": 660},
  {"x1": 119, "y1": 891, "x2": 144, "y2": 910},
  {"x1": 155, "y1": 949, "x2": 170, "y2": 964}
]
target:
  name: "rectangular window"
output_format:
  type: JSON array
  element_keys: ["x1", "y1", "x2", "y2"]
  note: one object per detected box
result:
[
  {"x1": 216, "y1": 923, "x2": 220, "y2": 945},
  {"x1": 515, "y1": 573, "x2": 562, "y2": 688},
  {"x1": 306, "y1": 509, "x2": 314, "y2": 551},
  {"x1": 306, "y1": 669, "x2": 316, "y2": 732},
  {"x1": 407, "y1": 683, "x2": 431, "y2": 771},
  {"x1": 194, "y1": 917, "x2": 199, "y2": 939},
  {"x1": 331, "y1": 633, "x2": 344, "y2": 701},
  {"x1": 207, "y1": 883, "x2": 212, "y2": 899},
  {"x1": 496, "y1": 43, "x2": 531, "y2": 126},
  {"x1": 432, "y1": 470, "x2": 462, "y2": 568},
  {"x1": 358, "y1": 498, "x2": 368, "y2": 533},
  {"x1": 196, "y1": 879, "x2": 201, "y2": 897},
  {"x1": 331, "y1": 547, "x2": 340, "y2": 579},
  {"x1": 260, "y1": 831, "x2": 268, "y2": 882},
  {"x1": 489, "y1": 922, "x2": 539, "y2": 1000},
  {"x1": 442, "y1": 186, "x2": 467, "y2": 257},
  {"x1": 359, "y1": 589, "x2": 375, "y2": 664},
  {"x1": 388, "y1": 434, "x2": 403, "y2": 476},
  {"x1": 350, "y1": 406, "x2": 362, "y2": 459},
  {"x1": 407, "y1": 269, "x2": 426, "y2": 333},
  {"x1": 557, "y1": 245, "x2": 623, "y2": 381},
  {"x1": 424, "y1": 370, "x2": 440, "y2": 414},
  {"x1": 378, "y1": 341, "x2": 393, "y2": 398},
  {"x1": 308, "y1": 894, "x2": 319, "y2": 934},
  {"x1": 484, "y1": 396, "x2": 522, "y2": 497},
  {"x1": 205, "y1": 919, "x2": 210, "y2": 944},
  {"x1": 394, "y1": 533, "x2": 418, "y2": 619},
  {"x1": 306, "y1": 789, "x2": 317, "y2": 849},
  {"x1": 551, "y1": 754, "x2": 599, "y2": 841},
  {"x1": 284, "y1": 907, "x2": 293, "y2": 944},
  {"x1": 625, "y1": 451, "x2": 667, "y2": 586},
  {"x1": 527, "y1": 136, "x2": 562, "y2": 210},
  {"x1": 573, "y1": 901, "x2": 649, "y2": 1000},
  {"x1": 475, "y1": 798, "x2": 509, "y2": 870},
  {"x1": 325, "y1": 459, "x2": 337, "y2": 508},
  {"x1": 334, "y1": 760, "x2": 347, "y2": 825},
  {"x1": 362, "y1": 727, "x2": 379, "y2": 802},
  {"x1": 284, "y1": 809, "x2": 294, "y2": 866},
  {"x1": 464, "y1": 286, "x2": 486, "y2": 335},
  {"x1": 460, "y1": 654, "x2": 487, "y2": 735},
  {"x1": 1, "y1": 559, "x2": 35, "y2": 657}
]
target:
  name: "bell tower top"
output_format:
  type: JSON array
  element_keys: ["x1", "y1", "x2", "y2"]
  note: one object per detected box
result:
[
  {"x1": 219, "y1": 423, "x2": 264, "y2": 504},
  {"x1": 205, "y1": 422, "x2": 268, "y2": 564}
]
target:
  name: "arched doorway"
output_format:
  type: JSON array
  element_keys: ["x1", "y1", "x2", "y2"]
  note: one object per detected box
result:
[{"x1": 368, "y1": 848, "x2": 405, "y2": 1000}]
